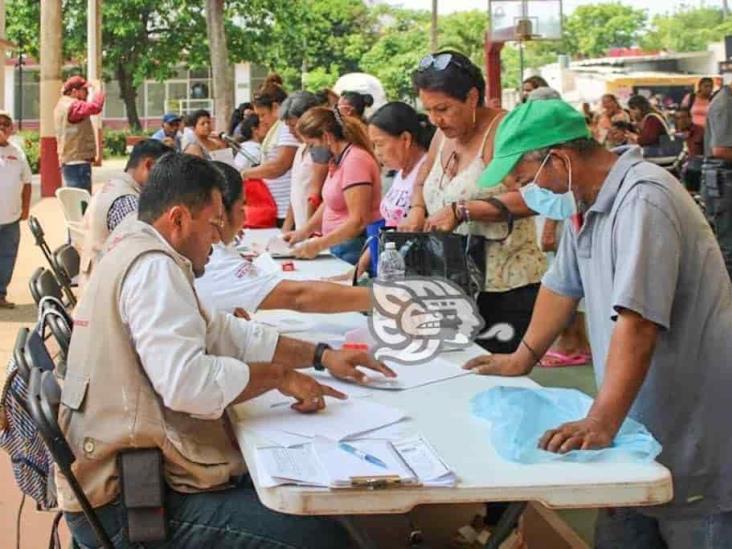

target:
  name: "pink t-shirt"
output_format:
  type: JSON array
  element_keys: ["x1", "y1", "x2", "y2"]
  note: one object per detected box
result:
[
  {"x1": 321, "y1": 146, "x2": 382, "y2": 236},
  {"x1": 380, "y1": 155, "x2": 426, "y2": 227}
]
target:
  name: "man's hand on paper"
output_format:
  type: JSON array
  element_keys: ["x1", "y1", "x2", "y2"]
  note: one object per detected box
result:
[
  {"x1": 538, "y1": 416, "x2": 615, "y2": 454},
  {"x1": 278, "y1": 370, "x2": 346, "y2": 413},
  {"x1": 322, "y1": 349, "x2": 396, "y2": 384}
]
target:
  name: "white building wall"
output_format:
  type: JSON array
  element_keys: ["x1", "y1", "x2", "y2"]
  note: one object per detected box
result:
[
  {"x1": 235, "y1": 62, "x2": 252, "y2": 105},
  {"x1": 4, "y1": 65, "x2": 13, "y2": 113}
]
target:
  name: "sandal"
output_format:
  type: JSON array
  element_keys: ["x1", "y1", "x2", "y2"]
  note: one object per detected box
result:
[{"x1": 539, "y1": 350, "x2": 591, "y2": 368}]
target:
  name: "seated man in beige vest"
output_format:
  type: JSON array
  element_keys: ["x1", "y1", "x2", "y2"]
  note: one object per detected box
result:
[
  {"x1": 60, "y1": 153, "x2": 394, "y2": 548},
  {"x1": 79, "y1": 139, "x2": 172, "y2": 287}
]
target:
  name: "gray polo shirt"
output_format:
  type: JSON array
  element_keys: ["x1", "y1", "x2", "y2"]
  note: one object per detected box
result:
[
  {"x1": 544, "y1": 146, "x2": 732, "y2": 518},
  {"x1": 704, "y1": 85, "x2": 732, "y2": 157}
]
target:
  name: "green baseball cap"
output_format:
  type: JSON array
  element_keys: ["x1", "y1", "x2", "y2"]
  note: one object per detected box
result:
[{"x1": 478, "y1": 99, "x2": 590, "y2": 188}]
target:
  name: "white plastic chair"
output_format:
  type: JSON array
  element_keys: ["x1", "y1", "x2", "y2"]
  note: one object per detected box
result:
[{"x1": 55, "y1": 187, "x2": 91, "y2": 225}]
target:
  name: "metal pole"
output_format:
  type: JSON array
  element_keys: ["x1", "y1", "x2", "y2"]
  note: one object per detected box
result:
[
  {"x1": 431, "y1": 0, "x2": 438, "y2": 52},
  {"x1": 17, "y1": 38, "x2": 22, "y2": 130},
  {"x1": 519, "y1": 41, "x2": 525, "y2": 86},
  {"x1": 40, "y1": 0, "x2": 63, "y2": 196}
]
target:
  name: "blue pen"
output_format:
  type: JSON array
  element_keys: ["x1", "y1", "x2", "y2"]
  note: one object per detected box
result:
[{"x1": 338, "y1": 442, "x2": 388, "y2": 469}]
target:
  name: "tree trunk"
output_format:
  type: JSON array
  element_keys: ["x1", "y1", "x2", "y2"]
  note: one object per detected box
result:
[
  {"x1": 206, "y1": 0, "x2": 233, "y2": 134},
  {"x1": 116, "y1": 62, "x2": 142, "y2": 131}
]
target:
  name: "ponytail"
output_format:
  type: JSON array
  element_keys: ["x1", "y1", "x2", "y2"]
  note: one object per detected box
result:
[{"x1": 297, "y1": 106, "x2": 375, "y2": 161}]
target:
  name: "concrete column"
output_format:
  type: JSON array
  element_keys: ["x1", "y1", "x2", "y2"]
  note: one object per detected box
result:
[
  {"x1": 40, "y1": 0, "x2": 63, "y2": 196},
  {"x1": 88, "y1": 0, "x2": 102, "y2": 165}
]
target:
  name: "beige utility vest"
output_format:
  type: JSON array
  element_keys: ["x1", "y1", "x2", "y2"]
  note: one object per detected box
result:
[
  {"x1": 58, "y1": 221, "x2": 245, "y2": 512},
  {"x1": 54, "y1": 95, "x2": 97, "y2": 164},
  {"x1": 79, "y1": 173, "x2": 141, "y2": 288}
]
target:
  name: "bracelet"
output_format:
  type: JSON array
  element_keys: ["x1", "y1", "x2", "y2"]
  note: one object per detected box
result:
[
  {"x1": 313, "y1": 342, "x2": 332, "y2": 371},
  {"x1": 456, "y1": 199, "x2": 470, "y2": 223},
  {"x1": 410, "y1": 204, "x2": 427, "y2": 211},
  {"x1": 307, "y1": 194, "x2": 322, "y2": 208},
  {"x1": 521, "y1": 339, "x2": 542, "y2": 365}
]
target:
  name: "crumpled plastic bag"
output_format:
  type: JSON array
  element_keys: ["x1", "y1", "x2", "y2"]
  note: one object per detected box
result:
[{"x1": 471, "y1": 386, "x2": 662, "y2": 464}]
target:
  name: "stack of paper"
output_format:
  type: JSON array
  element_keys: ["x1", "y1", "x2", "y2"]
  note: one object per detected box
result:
[
  {"x1": 311, "y1": 355, "x2": 471, "y2": 391},
  {"x1": 236, "y1": 396, "x2": 407, "y2": 444},
  {"x1": 255, "y1": 435, "x2": 457, "y2": 489}
]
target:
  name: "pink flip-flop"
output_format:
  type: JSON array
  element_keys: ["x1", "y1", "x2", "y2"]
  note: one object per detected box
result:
[{"x1": 539, "y1": 350, "x2": 591, "y2": 368}]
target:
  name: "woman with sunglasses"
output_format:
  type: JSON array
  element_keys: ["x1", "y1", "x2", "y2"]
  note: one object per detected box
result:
[{"x1": 401, "y1": 50, "x2": 545, "y2": 353}]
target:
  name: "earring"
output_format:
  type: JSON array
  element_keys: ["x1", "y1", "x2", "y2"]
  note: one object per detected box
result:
[{"x1": 472, "y1": 108, "x2": 477, "y2": 128}]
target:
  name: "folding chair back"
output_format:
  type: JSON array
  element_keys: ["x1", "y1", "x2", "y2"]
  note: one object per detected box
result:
[
  {"x1": 28, "y1": 217, "x2": 77, "y2": 306},
  {"x1": 52, "y1": 244, "x2": 80, "y2": 287},
  {"x1": 12, "y1": 327, "x2": 31, "y2": 383},
  {"x1": 26, "y1": 366, "x2": 113, "y2": 548},
  {"x1": 29, "y1": 267, "x2": 64, "y2": 306},
  {"x1": 55, "y1": 187, "x2": 90, "y2": 224}
]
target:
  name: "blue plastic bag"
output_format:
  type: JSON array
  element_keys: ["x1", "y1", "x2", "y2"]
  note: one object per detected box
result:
[{"x1": 471, "y1": 386, "x2": 662, "y2": 464}]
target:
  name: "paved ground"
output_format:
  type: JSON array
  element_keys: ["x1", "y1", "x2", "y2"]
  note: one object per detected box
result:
[
  {"x1": 0, "y1": 158, "x2": 598, "y2": 546},
  {"x1": 0, "y1": 160, "x2": 125, "y2": 549}
]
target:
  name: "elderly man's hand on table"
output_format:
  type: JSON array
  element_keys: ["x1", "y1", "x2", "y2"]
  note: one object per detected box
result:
[
  {"x1": 539, "y1": 416, "x2": 616, "y2": 453},
  {"x1": 463, "y1": 353, "x2": 533, "y2": 377},
  {"x1": 278, "y1": 370, "x2": 346, "y2": 413},
  {"x1": 322, "y1": 349, "x2": 396, "y2": 384}
]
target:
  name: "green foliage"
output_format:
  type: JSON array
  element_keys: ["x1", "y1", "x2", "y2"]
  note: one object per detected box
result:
[
  {"x1": 563, "y1": 3, "x2": 647, "y2": 59},
  {"x1": 641, "y1": 7, "x2": 727, "y2": 53},
  {"x1": 17, "y1": 131, "x2": 39, "y2": 174},
  {"x1": 102, "y1": 128, "x2": 155, "y2": 158}
]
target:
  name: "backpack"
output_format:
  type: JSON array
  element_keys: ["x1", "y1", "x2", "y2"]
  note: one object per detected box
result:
[{"x1": 0, "y1": 303, "x2": 71, "y2": 511}]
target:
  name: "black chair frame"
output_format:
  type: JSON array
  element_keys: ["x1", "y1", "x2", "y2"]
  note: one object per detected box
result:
[
  {"x1": 28, "y1": 216, "x2": 77, "y2": 306},
  {"x1": 25, "y1": 343, "x2": 113, "y2": 549}
]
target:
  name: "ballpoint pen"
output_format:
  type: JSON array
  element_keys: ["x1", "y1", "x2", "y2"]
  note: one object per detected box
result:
[{"x1": 338, "y1": 442, "x2": 388, "y2": 468}]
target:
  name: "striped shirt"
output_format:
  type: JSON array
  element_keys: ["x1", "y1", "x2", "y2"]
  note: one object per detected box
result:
[{"x1": 262, "y1": 122, "x2": 299, "y2": 218}]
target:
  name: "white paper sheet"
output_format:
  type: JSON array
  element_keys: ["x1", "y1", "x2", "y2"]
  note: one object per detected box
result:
[
  {"x1": 240, "y1": 397, "x2": 406, "y2": 441},
  {"x1": 313, "y1": 437, "x2": 417, "y2": 487},
  {"x1": 311, "y1": 355, "x2": 471, "y2": 391},
  {"x1": 257, "y1": 444, "x2": 329, "y2": 486},
  {"x1": 393, "y1": 436, "x2": 457, "y2": 487}
]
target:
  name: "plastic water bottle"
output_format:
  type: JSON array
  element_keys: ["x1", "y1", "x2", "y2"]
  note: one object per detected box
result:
[{"x1": 378, "y1": 242, "x2": 405, "y2": 281}]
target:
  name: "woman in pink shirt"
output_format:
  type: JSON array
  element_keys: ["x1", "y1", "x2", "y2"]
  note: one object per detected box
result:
[
  {"x1": 284, "y1": 107, "x2": 382, "y2": 264},
  {"x1": 681, "y1": 77, "x2": 715, "y2": 129}
]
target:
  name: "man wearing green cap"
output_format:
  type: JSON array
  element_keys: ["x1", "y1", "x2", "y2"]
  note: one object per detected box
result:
[{"x1": 466, "y1": 99, "x2": 732, "y2": 546}]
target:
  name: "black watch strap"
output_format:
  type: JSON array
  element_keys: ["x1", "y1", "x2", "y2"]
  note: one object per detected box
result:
[{"x1": 313, "y1": 343, "x2": 332, "y2": 371}]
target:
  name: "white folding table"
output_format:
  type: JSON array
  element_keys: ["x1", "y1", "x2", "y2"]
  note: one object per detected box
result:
[{"x1": 230, "y1": 229, "x2": 673, "y2": 543}]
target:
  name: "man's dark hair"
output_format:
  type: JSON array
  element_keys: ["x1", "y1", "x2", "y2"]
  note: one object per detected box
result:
[
  {"x1": 125, "y1": 139, "x2": 173, "y2": 171},
  {"x1": 190, "y1": 109, "x2": 211, "y2": 127},
  {"x1": 522, "y1": 137, "x2": 602, "y2": 162},
  {"x1": 627, "y1": 95, "x2": 652, "y2": 115},
  {"x1": 211, "y1": 161, "x2": 243, "y2": 212},
  {"x1": 412, "y1": 50, "x2": 486, "y2": 105},
  {"x1": 138, "y1": 153, "x2": 224, "y2": 224}
]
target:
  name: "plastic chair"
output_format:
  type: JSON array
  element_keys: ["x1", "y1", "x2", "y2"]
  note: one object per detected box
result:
[
  {"x1": 25, "y1": 363, "x2": 113, "y2": 549},
  {"x1": 55, "y1": 187, "x2": 91, "y2": 224},
  {"x1": 53, "y1": 244, "x2": 80, "y2": 287},
  {"x1": 29, "y1": 267, "x2": 64, "y2": 306},
  {"x1": 27, "y1": 217, "x2": 77, "y2": 306}
]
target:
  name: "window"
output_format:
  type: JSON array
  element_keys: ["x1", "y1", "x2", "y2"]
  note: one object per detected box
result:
[{"x1": 14, "y1": 68, "x2": 40, "y2": 122}]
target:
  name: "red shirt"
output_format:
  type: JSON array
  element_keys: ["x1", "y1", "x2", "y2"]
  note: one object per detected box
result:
[
  {"x1": 637, "y1": 114, "x2": 668, "y2": 147},
  {"x1": 67, "y1": 91, "x2": 106, "y2": 123}
]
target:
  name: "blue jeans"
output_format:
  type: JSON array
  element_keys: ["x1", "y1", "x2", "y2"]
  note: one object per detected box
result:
[
  {"x1": 0, "y1": 220, "x2": 20, "y2": 298},
  {"x1": 330, "y1": 235, "x2": 366, "y2": 266},
  {"x1": 595, "y1": 507, "x2": 732, "y2": 549},
  {"x1": 65, "y1": 475, "x2": 350, "y2": 548},
  {"x1": 62, "y1": 163, "x2": 92, "y2": 193}
]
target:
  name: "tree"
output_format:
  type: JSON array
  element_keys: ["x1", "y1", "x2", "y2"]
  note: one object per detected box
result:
[
  {"x1": 206, "y1": 0, "x2": 232, "y2": 132},
  {"x1": 641, "y1": 7, "x2": 727, "y2": 53},
  {"x1": 563, "y1": 4, "x2": 647, "y2": 58},
  {"x1": 7, "y1": 0, "x2": 209, "y2": 130},
  {"x1": 438, "y1": 10, "x2": 489, "y2": 69}
]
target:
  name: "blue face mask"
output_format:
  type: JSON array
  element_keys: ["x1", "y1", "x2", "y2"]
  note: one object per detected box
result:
[{"x1": 519, "y1": 153, "x2": 576, "y2": 221}]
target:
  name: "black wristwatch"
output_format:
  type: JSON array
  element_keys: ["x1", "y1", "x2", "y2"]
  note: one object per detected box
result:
[{"x1": 313, "y1": 343, "x2": 332, "y2": 371}]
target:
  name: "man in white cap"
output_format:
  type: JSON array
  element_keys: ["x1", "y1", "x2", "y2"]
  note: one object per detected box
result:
[{"x1": 0, "y1": 110, "x2": 32, "y2": 309}]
